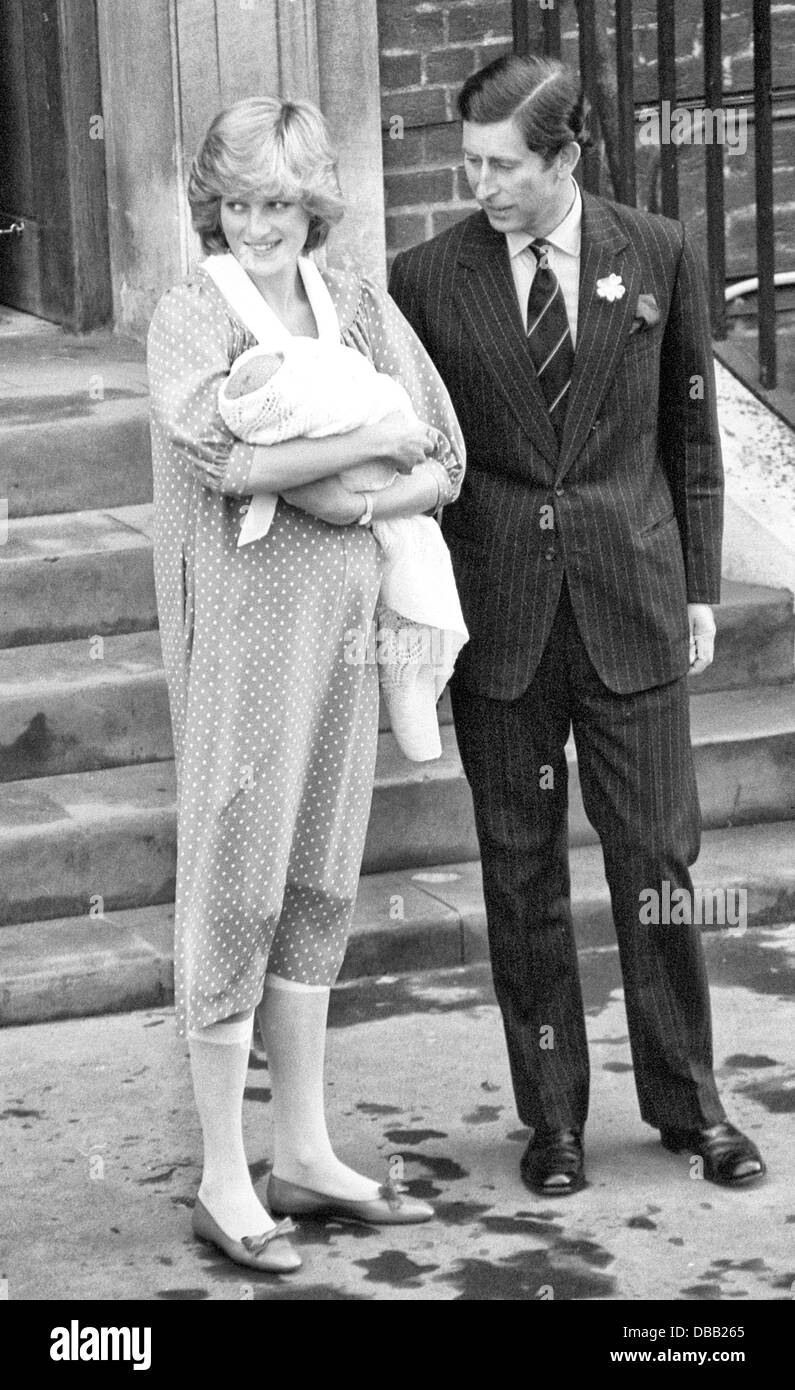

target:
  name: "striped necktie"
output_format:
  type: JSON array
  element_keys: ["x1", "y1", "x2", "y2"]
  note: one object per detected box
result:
[{"x1": 525, "y1": 239, "x2": 574, "y2": 440}]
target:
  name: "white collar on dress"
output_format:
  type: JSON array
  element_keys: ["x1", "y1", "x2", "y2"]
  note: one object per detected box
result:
[{"x1": 201, "y1": 253, "x2": 341, "y2": 347}]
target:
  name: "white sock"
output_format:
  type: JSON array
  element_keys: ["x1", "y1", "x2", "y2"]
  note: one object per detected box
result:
[
  {"x1": 187, "y1": 1010, "x2": 273, "y2": 1239},
  {"x1": 257, "y1": 977, "x2": 381, "y2": 1201}
]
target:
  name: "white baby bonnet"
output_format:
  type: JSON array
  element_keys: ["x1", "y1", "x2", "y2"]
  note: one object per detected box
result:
[{"x1": 218, "y1": 345, "x2": 304, "y2": 442}]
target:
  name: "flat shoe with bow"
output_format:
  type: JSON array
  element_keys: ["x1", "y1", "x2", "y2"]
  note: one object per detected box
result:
[
  {"x1": 520, "y1": 1127, "x2": 585, "y2": 1196},
  {"x1": 191, "y1": 1196, "x2": 302, "y2": 1273},
  {"x1": 267, "y1": 1174, "x2": 434, "y2": 1225},
  {"x1": 660, "y1": 1121, "x2": 766, "y2": 1186}
]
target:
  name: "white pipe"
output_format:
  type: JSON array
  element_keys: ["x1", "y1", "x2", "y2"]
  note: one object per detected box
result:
[{"x1": 725, "y1": 271, "x2": 795, "y2": 302}]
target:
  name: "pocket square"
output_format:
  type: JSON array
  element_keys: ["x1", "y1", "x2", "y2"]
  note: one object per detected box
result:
[{"x1": 629, "y1": 292, "x2": 661, "y2": 335}]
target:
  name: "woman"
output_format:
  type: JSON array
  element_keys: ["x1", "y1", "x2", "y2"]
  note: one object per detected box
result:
[{"x1": 147, "y1": 96, "x2": 464, "y2": 1274}]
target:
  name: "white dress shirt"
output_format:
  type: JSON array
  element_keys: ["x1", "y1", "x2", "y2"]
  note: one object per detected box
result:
[{"x1": 506, "y1": 179, "x2": 583, "y2": 347}]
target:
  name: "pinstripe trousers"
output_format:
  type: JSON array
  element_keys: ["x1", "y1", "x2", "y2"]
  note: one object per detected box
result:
[{"x1": 450, "y1": 576, "x2": 726, "y2": 1134}]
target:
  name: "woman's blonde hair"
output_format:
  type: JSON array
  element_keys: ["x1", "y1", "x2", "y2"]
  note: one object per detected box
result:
[{"x1": 188, "y1": 96, "x2": 344, "y2": 254}]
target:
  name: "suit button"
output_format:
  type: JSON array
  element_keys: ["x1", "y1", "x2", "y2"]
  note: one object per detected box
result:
[
  {"x1": 555, "y1": 485, "x2": 564, "y2": 497},
  {"x1": 544, "y1": 547, "x2": 556, "y2": 561}
]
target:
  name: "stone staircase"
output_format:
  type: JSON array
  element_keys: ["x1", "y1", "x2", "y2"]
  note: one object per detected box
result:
[{"x1": 1, "y1": 327, "x2": 794, "y2": 1025}]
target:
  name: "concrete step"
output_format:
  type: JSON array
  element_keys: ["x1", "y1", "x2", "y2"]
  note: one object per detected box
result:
[
  {"x1": 686, "y1": 683, "x2": 795, "y2": 830},
  {"x1": 0, "y1": 631, "x2": 171, "y2": 781},
  {"x1": 370, "y1": 683, "x2": 795, "y2": 868},
  {"x1": 0, "y1": 332, "x2": 151, "y2": 518},
  {"x1": 1, "y1": 571, "x2": 792, "y2": 781},
  {"x1": 705, "y1": 578, "x2": 794, "y2": 690},
  {"x1": 0, "y1": 506, "x2": 157, "y2": 648},
  {"x1": 3, "y1": 498, "x2": 793, "y2": 694},
  {"x1": 0, "y1": 736, "x2": 471, "y2": 925},
  {"x1": 0, "y1": 629, "x2": 453, "y2": 781},
  {"x1": 0, "y1": 761, "x2": 177, "y2": 928},
  {"x1": 0, "y1": 683, "x2": 793, "y2": 924},
  {"x1": 1, "y1": 820, "x2": 792, "y2": 1027},
  {"x1": 2, "y1": 404, "x2": 152, "y2": 518}
]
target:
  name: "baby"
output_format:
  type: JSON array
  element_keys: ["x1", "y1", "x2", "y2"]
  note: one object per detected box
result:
[
  {"x1": 218, "y1": 340, "x2": 468, "y2": 762},
  {"x1": 221, "y1": 340, "x2": 409, "y2": 512}
]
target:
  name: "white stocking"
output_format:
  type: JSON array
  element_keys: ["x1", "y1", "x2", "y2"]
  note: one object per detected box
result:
[
  {"x1": 187, "y1": 1011, "x2": 274, "y2": 1238},
  {"x1": 256, "y1": 974, "x2": 382, "y2": 1201}
]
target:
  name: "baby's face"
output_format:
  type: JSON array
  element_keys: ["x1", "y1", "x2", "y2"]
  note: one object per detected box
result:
[{"x1": 225, "y1": 351, "x2": 284, "y2": 400}]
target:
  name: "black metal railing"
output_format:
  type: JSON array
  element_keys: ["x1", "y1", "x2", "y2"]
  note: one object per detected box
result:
[
  {"x1": 513, "y1": 0, "x2": 779, "y2": 389},
  {"x1": 753, "y1": 0, "x2": 777, "y2": 387}
]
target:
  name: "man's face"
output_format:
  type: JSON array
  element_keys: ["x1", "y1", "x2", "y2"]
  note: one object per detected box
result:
[{"x1": 462, "y1": 117, "x2": 571, "y2": 236}]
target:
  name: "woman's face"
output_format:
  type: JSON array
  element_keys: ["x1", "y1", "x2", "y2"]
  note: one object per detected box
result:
[{"x1": 219, "y1": 195, "x2": 311, "y2": 282}]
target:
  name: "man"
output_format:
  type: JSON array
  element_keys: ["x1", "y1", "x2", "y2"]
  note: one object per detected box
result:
[{"x1": 389, "y1": 53, "x2": 765, "y2": 1195}]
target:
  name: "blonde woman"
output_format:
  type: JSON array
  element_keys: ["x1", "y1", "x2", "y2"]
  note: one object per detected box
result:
[{"x1": 147, "y1": 97, "x2": 464, "y2": 1274}]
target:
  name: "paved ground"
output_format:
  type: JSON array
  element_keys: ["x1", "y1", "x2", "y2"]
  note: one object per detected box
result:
[{"x1": 1, "y1": 927, "x2": 792, "y2": 1302}]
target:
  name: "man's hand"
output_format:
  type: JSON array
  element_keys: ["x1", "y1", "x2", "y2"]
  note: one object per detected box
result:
[
  {"x1": 281, "y1": 476, "x2": 364, "y2": 526},
  {"x1": 688, "y1": 603, "x2": 716, "y2": 675}
]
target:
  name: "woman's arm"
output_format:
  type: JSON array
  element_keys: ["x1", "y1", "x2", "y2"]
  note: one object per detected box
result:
[
  {"x1": 147, "y1": 281, "x2": 258, "y2": 497},
  {"x1": 368, "y1": 461, "x2": 440, "y2": 520},
  {"x1": 237, "y1": 412, "x2": 434, "y2": 494},
  {"x1": 350, "y1": 274, "x2": 466, "y2": 510},
  {"x1": 147, "y1": 280, "x2": 436, "y2": 497},
  {"x1": 147, "y1": 279, "x2": 431, "y2": 498},
  {"x1": 281, "y1": 459, "x2": 441, "y2": 527}
]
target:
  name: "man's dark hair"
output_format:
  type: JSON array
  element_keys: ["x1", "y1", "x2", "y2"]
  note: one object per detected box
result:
[{"x1": 457, "y1": 53, "x2": 591, "y2": 166}]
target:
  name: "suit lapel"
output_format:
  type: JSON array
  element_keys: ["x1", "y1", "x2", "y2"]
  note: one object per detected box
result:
[
  {"x1": 556, "y1": 193, "x2": 639, "y2": 480},
  {"x1": 453, "y1": 212, "x2": 558, "y2": 466}
]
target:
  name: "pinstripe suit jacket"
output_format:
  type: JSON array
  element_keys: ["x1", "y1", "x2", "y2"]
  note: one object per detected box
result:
[{"x1": 389, "y1": 193, "x2": 724, "y2": 698}]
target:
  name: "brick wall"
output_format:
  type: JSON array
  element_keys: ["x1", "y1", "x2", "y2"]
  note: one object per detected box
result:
[
  {"x1": 377, "y1": 0, "x2": 795, "y2": 277},
  {"x1": 379, "y1": 1, "x2": 513, "y2": 256}
]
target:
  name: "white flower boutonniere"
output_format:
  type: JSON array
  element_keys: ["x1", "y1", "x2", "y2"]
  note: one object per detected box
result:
[{"x1": 596, "y1": 272, "x2": 626, "y2": 302}]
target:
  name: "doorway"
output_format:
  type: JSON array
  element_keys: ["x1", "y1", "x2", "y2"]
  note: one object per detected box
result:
[{"x1": 0, "y1": 0, "x2": 111, "y2": 332}]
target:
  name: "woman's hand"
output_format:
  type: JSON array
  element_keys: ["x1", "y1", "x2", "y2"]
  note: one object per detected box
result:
[
  {"x1": 369, "y1": 461, "x2": 442, "y2": 522},
  {"x1": 281, "y1": 476, "x2": 364, "y2": 526},
  {"x1": 371, "y1": 412, "x2": 439, "y2": 475}
]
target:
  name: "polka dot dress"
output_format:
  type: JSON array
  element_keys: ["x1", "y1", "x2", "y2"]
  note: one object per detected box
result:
[{"x1": 147, "y1": 263, "x2": 465, "y2": 1038}]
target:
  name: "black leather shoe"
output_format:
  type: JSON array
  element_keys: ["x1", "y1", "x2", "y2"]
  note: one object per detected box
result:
[
  {"x1": 520, "y1": 1127, "x2": 585, "y2": 1196},
  {"x1": 660, "y1": 1122, "x2": 766, "y2": 1186}
]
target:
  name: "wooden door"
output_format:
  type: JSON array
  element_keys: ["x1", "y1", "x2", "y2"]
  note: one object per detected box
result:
[{"x1": 0, "y1": 0, "x2": 111, "y2": 330}]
